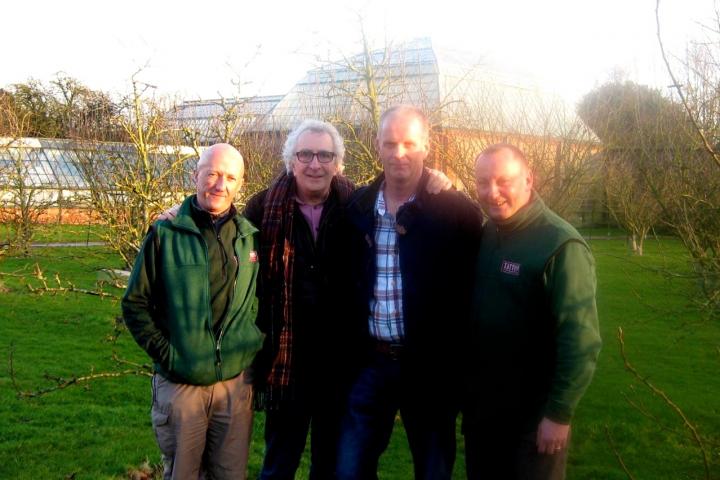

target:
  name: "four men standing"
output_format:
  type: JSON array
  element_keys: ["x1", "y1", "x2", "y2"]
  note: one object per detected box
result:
[{"x1": 123, "y1": 110, "x2": 601, "y2": 479}]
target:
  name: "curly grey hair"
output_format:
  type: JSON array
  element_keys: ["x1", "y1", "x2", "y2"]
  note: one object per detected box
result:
[{"x1": 282, "y1": 119, "x2": 345, "y2": 174}]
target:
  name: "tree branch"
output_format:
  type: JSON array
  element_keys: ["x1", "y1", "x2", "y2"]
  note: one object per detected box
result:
[{"x1": 617, "y1": 327, "x2": 711, "y2": 479}]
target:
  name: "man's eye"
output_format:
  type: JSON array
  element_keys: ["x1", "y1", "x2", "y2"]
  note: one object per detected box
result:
[
  {"x1": 317, "y1": 151, "x2": 335, "y2": 162},
  {"x1": 297, "y1": 150, "x2": 314, "y2": 162}
]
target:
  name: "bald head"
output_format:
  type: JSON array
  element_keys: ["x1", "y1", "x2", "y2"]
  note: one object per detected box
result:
[
  {"x1": 474, "y1": 144, "x2": 533, "y2": 222},
  {"x1": 194, "y1": 143, "x2": 245, "y2": 215},
  {"x1": 197, "y1": 143, "x2": 244, "y2": 171}
]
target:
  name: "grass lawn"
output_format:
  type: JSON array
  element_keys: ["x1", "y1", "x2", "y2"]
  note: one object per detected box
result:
[
  {"x1": 1, "y1": 223, "x2": 108, "y2": 245},
  {"x1": 0, "y1": 238, "x2": 718, "y2": 479}
]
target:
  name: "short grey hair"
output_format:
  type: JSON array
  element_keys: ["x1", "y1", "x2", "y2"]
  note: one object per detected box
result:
[
  {"x1": 378, "y1": 105, "x2": 430, "y2": 141},
  {"x1": 282, "y1": 119, "x2": 345, "y2": 174}
]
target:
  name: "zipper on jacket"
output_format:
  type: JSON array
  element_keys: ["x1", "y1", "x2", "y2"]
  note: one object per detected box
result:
[
  {"x1": 215, "y1": 336, "x2": 223, "y2": 378},
  {"x1": 215, "y1": 235, "x2": 243, "y2": 380}
]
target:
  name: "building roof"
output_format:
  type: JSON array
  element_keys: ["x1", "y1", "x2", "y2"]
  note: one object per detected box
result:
[
  {"x1": 175, "y1": 37, "x2": 579, "y2": 140},
  {"x1": 0, "y1": 137, "x2": 198, "y2": 190}
]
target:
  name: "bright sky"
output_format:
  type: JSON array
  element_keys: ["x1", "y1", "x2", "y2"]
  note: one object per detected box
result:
[{"x1": 1, "y1": 0, "x2": 714, "y2": 105}]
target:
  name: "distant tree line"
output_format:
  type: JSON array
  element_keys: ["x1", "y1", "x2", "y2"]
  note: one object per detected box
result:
[{"x1": 0, "y1": 75, "x2": 123, "y2": 141}]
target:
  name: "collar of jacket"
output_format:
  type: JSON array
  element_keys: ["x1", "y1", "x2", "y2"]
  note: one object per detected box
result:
[
  {"x1": 350, "y1": 168, "x2": 432, "y2": 235},
  {"x1": 493, "y1": 190, "x2": 545, "y2": 234},
  {"x1": 168, "y1": 194, "x2": 258, "y2": 238}
]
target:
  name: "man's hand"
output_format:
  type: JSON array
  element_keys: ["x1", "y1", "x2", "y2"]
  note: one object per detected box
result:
[
  {"x1": 157, "y1": 204, "x2": 180, "y2": 221},
  {"x1": 536, "y1": 417, "x2": 570, "y2": 455},
  {"x1": 425, "y1": 168, "x2": 452, "y2": 194}
]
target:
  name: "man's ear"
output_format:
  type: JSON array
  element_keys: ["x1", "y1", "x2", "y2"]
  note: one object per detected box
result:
[{"x1": 525, "y1": 169, "x2": 534, "y2": 190}]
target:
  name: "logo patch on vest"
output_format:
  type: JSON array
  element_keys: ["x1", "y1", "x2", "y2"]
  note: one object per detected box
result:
[
  {"x1": 249, "y1": 251, "x2": 258, "y2": 263},
  {"x1": 500, "y1": 260, "x2": 521, "y2": 276}
]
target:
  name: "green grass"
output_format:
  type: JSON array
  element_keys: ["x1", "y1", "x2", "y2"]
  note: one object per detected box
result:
[
  {"x1": 576, "y1": 226, "x2": 627, "y2": 239},
  {"x1": 0, "y1": 223, "x2": 108, "y2": 245},
  {"x1": 570, "y1": 237, "x2": 720, "y2": 480},
  {"x1": 0, "y1": 239, "x2": 718, "y2": 479}
]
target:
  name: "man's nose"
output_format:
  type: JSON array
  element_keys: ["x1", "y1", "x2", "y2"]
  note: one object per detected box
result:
[
  {"x1": 391, "y1": 144, "x2": 405, "y2": 158},
  {"x1": 487, "y1": 182, "x2": 500, "y2": 197},
  {"x1": 214, "y1": 176, "x2": 227, "y2": 190}
]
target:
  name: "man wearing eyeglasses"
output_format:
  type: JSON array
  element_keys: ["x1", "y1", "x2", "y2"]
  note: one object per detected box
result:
[
  {"x1": 244, "y1": 119, "x2": 355, "y2": 479},
  {"x1": 336, "y1": 105, "x2": 484, "y2": 479}
]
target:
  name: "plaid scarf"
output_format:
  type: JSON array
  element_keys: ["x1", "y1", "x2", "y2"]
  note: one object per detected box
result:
[{"x1": 259, "y1": 171, "x2": 354, "y2": 408}]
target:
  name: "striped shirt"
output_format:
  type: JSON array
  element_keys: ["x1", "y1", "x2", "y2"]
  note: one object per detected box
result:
[{"x1": 368, "y1": 187, "x2": 415, "y2": 342}]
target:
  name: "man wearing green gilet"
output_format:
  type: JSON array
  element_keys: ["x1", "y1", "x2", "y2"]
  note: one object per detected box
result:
[{"x1": 463, "y1": 144, "x2": 602, "y2": 480}]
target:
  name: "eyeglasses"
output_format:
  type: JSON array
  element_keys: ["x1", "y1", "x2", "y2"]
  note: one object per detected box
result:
[{"x1": 295, "y1": 150, "x2": 336, "y2": 164}]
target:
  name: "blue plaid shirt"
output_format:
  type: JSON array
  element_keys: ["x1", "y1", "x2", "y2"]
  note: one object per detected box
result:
[{"x1": 368, "y1": 187, "x2": 415, "y2": 343}]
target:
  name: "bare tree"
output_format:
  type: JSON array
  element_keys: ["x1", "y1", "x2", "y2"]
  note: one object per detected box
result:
[
  {"x1": 73, "y1": 74, "x2": 195, "y2": 268},
  {"x1": 438, "y1": 85, "x2": 598, "y2": 218},
  {"x1": 577, "y1": 81, "x2": 681, "y2": 254},
  {"x1": 0, "y1": 98, "x2": 58, "y2": 254},
  {"x1": 655, "y1": 0, "x2": 720, "y2": 309},
  {"x1": 317, "y1": 27, "x2": 401, "y2": 184},
  {"x1": 603, "y1": 151, "x2": 662, "y2": 255},
  {"x1": 175, "y1": 95, "x2": 285, "y2": 204}
]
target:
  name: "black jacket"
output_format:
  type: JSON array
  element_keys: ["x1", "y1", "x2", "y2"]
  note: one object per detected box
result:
[
  {"x1": 244, "y1": 181, "x2": 357, "y2": 393},
  {"x1": 345, "y1": 169, "x2": 484, "y2": 403}
]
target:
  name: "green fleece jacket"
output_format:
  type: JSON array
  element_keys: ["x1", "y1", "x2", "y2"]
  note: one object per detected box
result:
[
  {"x1": 122, "y1": 195, "x2": 263, "y2": 386},
  {"x1": 464, "y1": 193, "x2": 601, "y2": 432}
]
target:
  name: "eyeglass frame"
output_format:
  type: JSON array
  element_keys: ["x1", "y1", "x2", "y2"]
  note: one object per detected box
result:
[{"x1": 295, "y1": 150, "x2": 337, "y2": 164}]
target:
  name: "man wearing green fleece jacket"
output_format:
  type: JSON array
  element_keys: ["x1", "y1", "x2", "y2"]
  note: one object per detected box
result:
[
  {"x1": 122, "y1": 143, "x2": 263, "y2": 480},
  {"x1": 463, "y1": 144, "x2": 602, "y2": 480}
]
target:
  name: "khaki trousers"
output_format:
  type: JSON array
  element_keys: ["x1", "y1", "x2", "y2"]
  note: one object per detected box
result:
[{"x1": 151, "y1": 372, "x2": 253, "y2": 480}]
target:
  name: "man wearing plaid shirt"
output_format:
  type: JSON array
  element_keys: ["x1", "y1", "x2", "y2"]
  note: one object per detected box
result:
[
  {"x1": 337, "y1": 105, "x2": 484, "y2": 479},
  {"x1": 368, "y1": 187, "x2": 414, "y2": 342}
]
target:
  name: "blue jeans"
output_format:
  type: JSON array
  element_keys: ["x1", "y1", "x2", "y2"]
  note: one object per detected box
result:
[
  {"x1": 336, "y1": 352, "x2": 456, "y2": 480},
  {"x1": 260, "y1": 379, "x2": 344, "y2": 480}
]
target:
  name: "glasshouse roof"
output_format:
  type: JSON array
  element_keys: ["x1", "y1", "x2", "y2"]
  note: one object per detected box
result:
[
  {"x1": 174, "y1": 37, "x2": 577, "y2": 139},
  {"x1": 0, "y1": 138, "x2": 198, "y2": 190}
]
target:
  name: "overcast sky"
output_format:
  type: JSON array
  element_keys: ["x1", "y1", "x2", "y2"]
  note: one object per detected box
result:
[{"x1": 1, "y1": 0, "x2": 714, "y2": 105}]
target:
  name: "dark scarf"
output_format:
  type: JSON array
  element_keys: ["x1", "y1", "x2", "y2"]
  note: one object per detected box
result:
[{"x1": 259, "y1": 171, "x2": 354, "y2": 408}]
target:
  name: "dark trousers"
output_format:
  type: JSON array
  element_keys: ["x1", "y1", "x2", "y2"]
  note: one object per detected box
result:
[
  {"x1": 464, "y1": 428, "x2": 568, "y2": 480},
  {"x1": 336, "y1": 352, "x2": 457, "y2": 480},
  {"x1": 260, "y1": 379, "x2": 344, "y2": 480}
]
